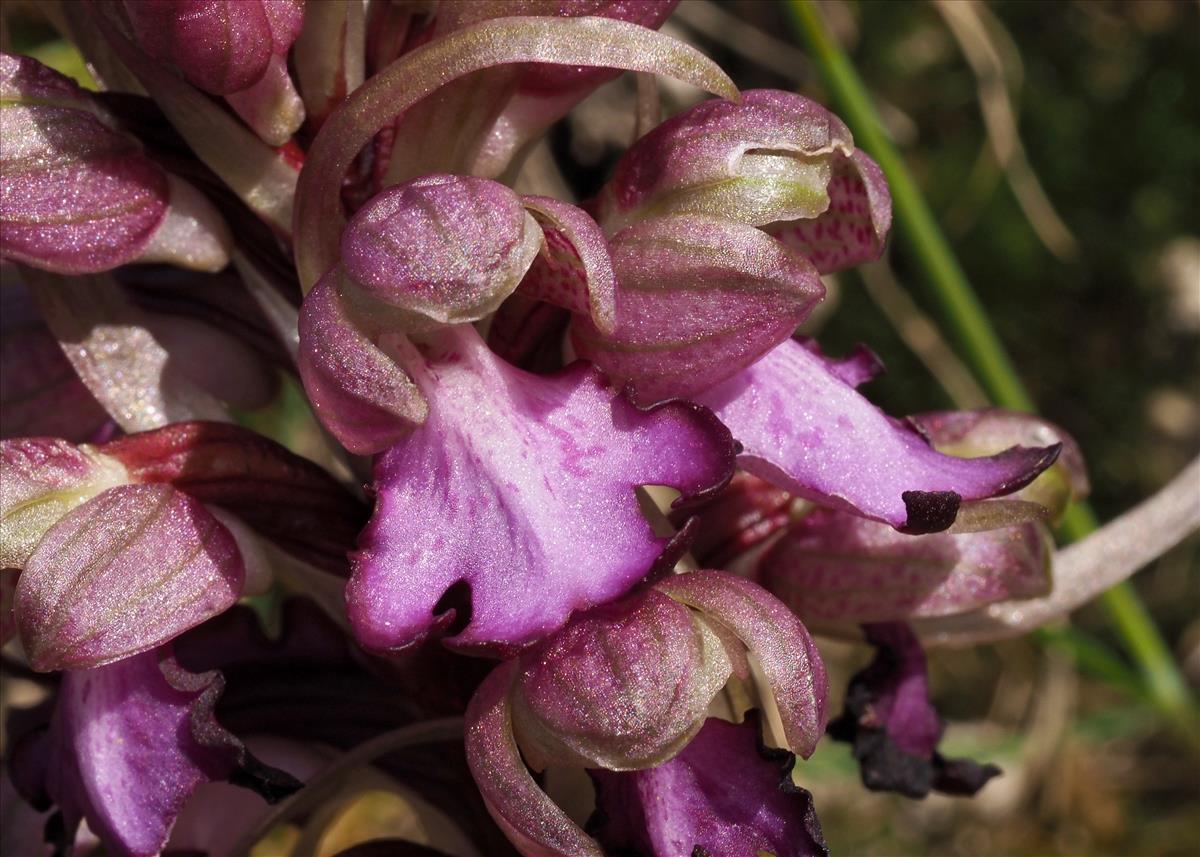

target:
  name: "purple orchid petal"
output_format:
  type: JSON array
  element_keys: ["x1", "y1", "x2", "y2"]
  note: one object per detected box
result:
[
  {"x1": 294, "y1": 15, "x2": 737, "y2": 290},
  {"x1": 590, "y1": 717, "x2": 828, "y2": 857},
  {"x1": 8, "y1": 647, "x2": 300, "y2": 857},
  {"x1": 0, "y1": 437, "x2": 128, "y2": 569},
  {"x1": 698, "y1": 339, "x2": 1062, "y2": 533},
  {"x1": 123, "y1": 0, "x2": 303, "y2": 96},
  {"x1": 341, "y1": 175, "x2": 542, "y2": 326},
  {"x1": 348, "y1": 324, "x2": 734, "y2": 655},
  {"x1": 593, "y1": 89, "x2": 856, "y2": 234},
  {"x1": 298, "y1": 271, "x2": 429, "y2": 455},
  {"x1": 759, "y1": 508, "x2": 1053, "y2": 624},
  {"x1": 0, "y1": 53, "x2": 167, "y2": 274},
  {"x1": 911, "y1": 408, "x2": 1089, "y2": 521},
  {"x1": 766, "y1": 149, "x2": 893, "y2": 274},
  {"x1": 100, "y1": 421, "x2": 367, "y2": 575},
  {"x1": 657, "y1": 571, "x2": 827, "y2": 758},
  {"x1": 572, "y1": 214, "x2": 825, "y2": 404},
  {"x1": 466, "y1": 660, "x2": 604, "y2": 857},
  {"x1": 519, "y1": 195, "x2": 618, "y2": 335},
  {"x1": 828, "y1": 622, "x2": 1001, "y2": 798},
  {"x1": 0, "y1": 279, "x2": 109, "y2": 442},
  {"x1": 15, "y1": 483, "x2": 244, "y2": 671},
  {"x1": 511, "y1": 588, "x2": 733, "y2": 771}
]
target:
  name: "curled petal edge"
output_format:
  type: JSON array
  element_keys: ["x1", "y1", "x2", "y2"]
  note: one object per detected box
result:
[{"x1": 466, "y1": 661, "x2": 603, "y2": 857}]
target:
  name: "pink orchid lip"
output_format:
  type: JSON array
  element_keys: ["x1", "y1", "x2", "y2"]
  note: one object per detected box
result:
[
  {"x1": 698, "y1": 338, "x2": 1062, "y2": 534},
  {"x1": 347, "y1": 323, "x2": 735, "y2": 656},
  {"x1": 300, "y1": 174, "x2": 617, "y2": 454}
]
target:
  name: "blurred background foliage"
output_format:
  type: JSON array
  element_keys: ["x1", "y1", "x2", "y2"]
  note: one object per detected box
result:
[{"x1": 3, "y1": 1, "x2": 1198, "y2": 855}]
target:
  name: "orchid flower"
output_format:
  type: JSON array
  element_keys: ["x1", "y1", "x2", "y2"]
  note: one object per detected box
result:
[
  {"x1": 0, "y1": 4, "x2": 1194, "y2": 857},
  {"x1": 464, "y1": 569, "x2": 826, "y2": 855},
  {"x1": 1, "y1": 422, "x2": 364, "y2": 669}
]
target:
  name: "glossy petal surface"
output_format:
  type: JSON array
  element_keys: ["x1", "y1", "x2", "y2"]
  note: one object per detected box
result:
[
  {"x1": 572, "y1": 215, "x2": 824, "y2": 404},
  {"x1": 593, "y1": 89, "x2": 855, "y2": 234},
  {"x1": 0, "y1": 438, "x2": 127, "y2": 568},
  {"x1": 9, "y1": 649, "x2": 299, "y2": 857},
  {"x1": 591, "y1": 717, "x2": 828, "y2": 857},
  {"x1": 342, "y1": 175, "x2": 541, "y2": 325},
  {"x1": 298, "y1": 271, "x2": 429, "y2": 455},
  {"x1": 698, "y1": 339, "x2": 1061, "y2": 533},
  {"x1": 466, "y1": 661, "x2": 603, "y2": 857},
  {"x1": 519, "y1": 195, "x2": 617, "y2": 335},
  {"x1": 657, "y1": 571, "x2": 827, "y2": 757},
  {"x1": 349, "y1": 325, "x2": 733, "y2": 654},
  {"x1": 16, "y1": 484, "x2": 244, "y2": 671},
  {"x1": 512, "y1": 589, "x2": 732, "y2": 770},
  {"x1": 767, "y1": 149, "x2": 892, "y2": 274},
  {"x1": 124, "y1": 0, "x2": 302, "y2": 95},
  {"x1": 760, "y1": 509, "x2": 1053, "y2": 623},
  {"x1": 0, "y1": 54, "x2": 168, "y2": 274}
]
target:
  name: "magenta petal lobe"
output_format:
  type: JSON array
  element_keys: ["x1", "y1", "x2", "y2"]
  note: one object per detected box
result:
[
  {"x1": 699, "y1": 339, "x2": 1061, "y2": 533},
  {"x1": 348, "y1": 325, "x2": 734, "y2": 654},
  {"x1": 512, "y1": 588, "x2": 732, "y2": 771},
  {"x1": 16, "y1": 484, "x2": 245, "y2": 671},
  {"x1": 341, "y1": 175, "x2": 541, "y2": 326},
  {"x1": 11, "y1": 648, "x2": 300, "y2": 857},
  {"x1": 590, "y1": 717, "x2": 829, "y2": 857}
]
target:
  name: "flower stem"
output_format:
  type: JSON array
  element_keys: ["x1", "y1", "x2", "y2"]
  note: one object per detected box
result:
[{"x1": 784, "y1": 0, "x2": 1195, "y2": 732}]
